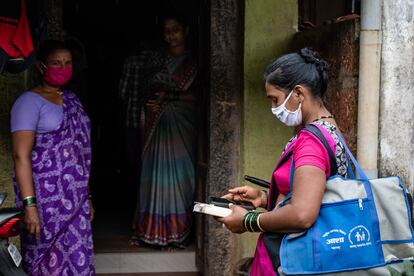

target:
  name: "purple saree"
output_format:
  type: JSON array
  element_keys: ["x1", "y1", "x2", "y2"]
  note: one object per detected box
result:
[{"x1": 13, "y1": 91, "x2": 95, "y2": 275}]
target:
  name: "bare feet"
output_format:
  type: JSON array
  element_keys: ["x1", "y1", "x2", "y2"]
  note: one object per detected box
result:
[{"x1": 129, "y1": 235, "x2": 141, "y2": 247}]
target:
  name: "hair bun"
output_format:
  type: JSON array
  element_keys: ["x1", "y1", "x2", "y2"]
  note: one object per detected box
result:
[
  {"x1": 299, "y1": 48, "x2": 320, "y2": 64},
  {"x1": 299, "y1": 47, "x2": 328, "y2": 73}
]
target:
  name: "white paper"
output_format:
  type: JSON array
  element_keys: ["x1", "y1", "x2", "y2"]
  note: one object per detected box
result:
[
  {"x1": 193, "y1": 202, "x2": 233, "y2": 217},
  {"x1": 7, "y1": 242, "x2": 22, "y2": 267}
]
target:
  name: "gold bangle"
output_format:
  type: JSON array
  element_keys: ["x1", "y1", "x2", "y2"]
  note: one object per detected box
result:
[{"x1": 257, "y1": 213, "x2": 265, "y2": 232}]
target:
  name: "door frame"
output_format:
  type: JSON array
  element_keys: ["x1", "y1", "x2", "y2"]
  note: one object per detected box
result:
[
  {"x1": 43, "y1": 1, "x2": 245, "y2": 274},
  {"x1": 198, "y1": 0, "x2": 244, "y2": 275}
]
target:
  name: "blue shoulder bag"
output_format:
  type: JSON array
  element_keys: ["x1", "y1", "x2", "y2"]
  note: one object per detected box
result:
[{"x1": 277, "y1": 124, "x2": 414, "y2": 274}]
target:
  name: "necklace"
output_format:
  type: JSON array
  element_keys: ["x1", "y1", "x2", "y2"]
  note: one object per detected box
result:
[
  {"x1": 41, "y1": 85, "x2": 63, "y2": 96},
  {"x1": 313, "y1": 115, "x2": 334, "y2": 122},
  {"x1": 48, "y1": 90, "x2": 63, "y2": 96}
]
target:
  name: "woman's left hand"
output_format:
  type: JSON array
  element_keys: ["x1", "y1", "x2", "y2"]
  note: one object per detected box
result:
[
  {"x1": 89, "y1": 200, "x2": 95, "y2": 221},
  {"x1": 217, "y1": 204, "x2": 248, "y2": 233}
]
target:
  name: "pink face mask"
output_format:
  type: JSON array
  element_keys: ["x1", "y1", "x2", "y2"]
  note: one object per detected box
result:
[{"x1": 42, "y1": 64, "x2": 73, "y2": 87}]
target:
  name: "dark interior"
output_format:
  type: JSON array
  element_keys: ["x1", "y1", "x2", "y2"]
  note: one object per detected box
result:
[{"x1": 61, "y1": 0, "x2": 209, "y2": 251}]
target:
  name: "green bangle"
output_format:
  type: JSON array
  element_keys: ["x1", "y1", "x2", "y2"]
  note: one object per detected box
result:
[
  {"x1": 255, "y1": 212, "x2": 263, "y2": 232},
  {"x1": 243, "y1": 212, "x2": 253, "y2": 231},
  {"x1": 23, "y1": 196, "x2": 37, "y2": 207},
  {"x1": 243, "y1": 211, "x2": 263, "y2": 232}
]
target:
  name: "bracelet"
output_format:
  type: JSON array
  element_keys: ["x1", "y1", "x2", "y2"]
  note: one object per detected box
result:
[
  {"x1": 257, "y1": 213, "x2": 265, "y2": 232},
  {"x1": 243, "y1": 211, "x2": 252, "y2": 231},
  {"x1": 23, "y1": 196, "x2": 37, "y2": 207},
  {"x1": 243, "y1": 211, "x2": 264, "y2": 232}
]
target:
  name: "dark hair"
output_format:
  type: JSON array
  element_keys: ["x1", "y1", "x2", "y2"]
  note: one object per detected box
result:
[
  {"x1": 162, "y1": 14, "x2": 188, "y2": 30},
  {"x1": 264, "y1": 48, "x2": 329, "y2": 98},
  {"x1": 36, "y1": 40, "x2": 71, "y2": 63}
]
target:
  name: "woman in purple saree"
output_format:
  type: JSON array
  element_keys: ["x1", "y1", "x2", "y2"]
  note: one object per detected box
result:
[{"x1": 11, "y1": 40, "x2": 94, "y2": 275}]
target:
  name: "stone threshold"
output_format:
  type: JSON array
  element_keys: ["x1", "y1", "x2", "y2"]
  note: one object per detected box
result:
[
  {"x1": 95, "y1": 251, "x2": 198, "y2": 274},
  {"x1": 97, "y1": 273, "x2": 200, "y2": 276}
]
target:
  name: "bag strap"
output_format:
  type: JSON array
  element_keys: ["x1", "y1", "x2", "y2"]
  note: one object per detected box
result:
[
  {"x1": 287, "y1": 124, "x2": 338, "y2": 192},
  {"x1": 276, "y1": 148, "x2": 293, "y2": 171},
  {"x1": 302, "y1": 124, "x2": 338, "y2": 177},
  {"x1": 271, "y1": 124, "x2": 338, "y2": 209},
  {"x1": 281, "y1": 124, "x2": 342, "y2": 207},
  {"x1": 334, "y1": 131, "x2": 369, "y2": 180},
  {"x1": 268, "y1": 148, "x2": 293, "y2": 210}
]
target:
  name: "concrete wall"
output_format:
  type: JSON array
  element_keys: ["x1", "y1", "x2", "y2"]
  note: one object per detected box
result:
[
  {"x1": 240, "y1": 0, "x2": 297, "y2": 258},
  {"x1": 379, "y1": 1, "x2": 414, "y2": 191},
  {"x1": 0, "y1": 73, "x2": 27, "y2": 207}
]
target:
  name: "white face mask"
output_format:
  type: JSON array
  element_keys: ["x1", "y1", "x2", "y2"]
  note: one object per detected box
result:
[{"x1": 271, "y1": 90, "x2": 302, "y2": 126}]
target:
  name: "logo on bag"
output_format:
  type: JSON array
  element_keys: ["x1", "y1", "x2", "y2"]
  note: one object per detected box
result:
[
  {"x1": 322, "y1": 229, "x2": 346, "y2": 250},
  {"x1": 348, "y1": 225, "x2": 371, "y2": 248}
]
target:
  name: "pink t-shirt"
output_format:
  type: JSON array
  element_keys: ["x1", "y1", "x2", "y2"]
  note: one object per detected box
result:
[
  {"x1": 251, "y1": 124, "x2": 339, "y2": 276},
  {"x1": 272, "y1": 125, "x2": 336, "y2": 196}
]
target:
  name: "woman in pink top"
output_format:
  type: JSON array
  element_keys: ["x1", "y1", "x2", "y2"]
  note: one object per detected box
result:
[{"x1": 219, "y1": 48, "x2": 348, "y2": 275}]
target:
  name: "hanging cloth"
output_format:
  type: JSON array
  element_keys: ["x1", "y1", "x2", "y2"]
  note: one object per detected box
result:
[{"x1": 0, "y1": 0, "x2": 34, "y2": 59}]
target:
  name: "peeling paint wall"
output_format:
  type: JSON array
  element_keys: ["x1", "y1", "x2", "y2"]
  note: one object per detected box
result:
[
  {"x1": 291, "y1": 20, "x2": 360, "y2": 153},
  {"x1": 380, "y1": 1, "x2": 414, "y2": 191},
  {"x1": 241, "y1": 0, "x2": 298, "y2": 259}
]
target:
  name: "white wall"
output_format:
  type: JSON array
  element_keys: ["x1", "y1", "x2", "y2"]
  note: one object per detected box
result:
[{"x1": 379, "y1": 0, "x2": 414, "y2": 192}]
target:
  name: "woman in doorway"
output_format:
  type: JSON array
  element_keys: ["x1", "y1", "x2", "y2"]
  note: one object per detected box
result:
[
  {"x1": 218, "y1": 48, "x2": 348, "y2": 275},
  {"x1": 11, "y1": 40, "x2": 95, "y2": 275},
  {"x1": 131, "y1": 15, "x2": 197, "y2": 249}
]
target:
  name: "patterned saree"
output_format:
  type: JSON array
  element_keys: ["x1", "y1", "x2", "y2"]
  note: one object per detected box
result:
[
  {"x1": 134, "y1": 52, "x2": 197, "y2": 246},
  {"x1": 13, "y1": 92, "x2": 94, "y2": 275}
]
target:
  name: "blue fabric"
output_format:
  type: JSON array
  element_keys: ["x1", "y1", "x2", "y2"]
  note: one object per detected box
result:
[
  {"x1": 280, "y1": 196, "x2": 385, "y2": 274},
  {"x1": 279, "y1": 131, "x2": 387, "y2": 274}
]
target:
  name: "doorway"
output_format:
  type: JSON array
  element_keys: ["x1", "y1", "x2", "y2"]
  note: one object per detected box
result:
[{"x1": 62, "y1": 0, "x2": 210, "y2": 272}]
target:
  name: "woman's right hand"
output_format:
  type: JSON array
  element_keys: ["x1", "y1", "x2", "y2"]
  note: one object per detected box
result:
[
  {"x1": 24, "y1": 206, "x2": 41, "y2": 240},
  {"x1": 146, "y1": 91, "x2": 167, "y2": 113},
  {"x1": 223, "y1": 186, "x2": 267, "y2": 208},
  {"x1": 145, "y1": 100, "x2": 162, "y2": 113}
]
